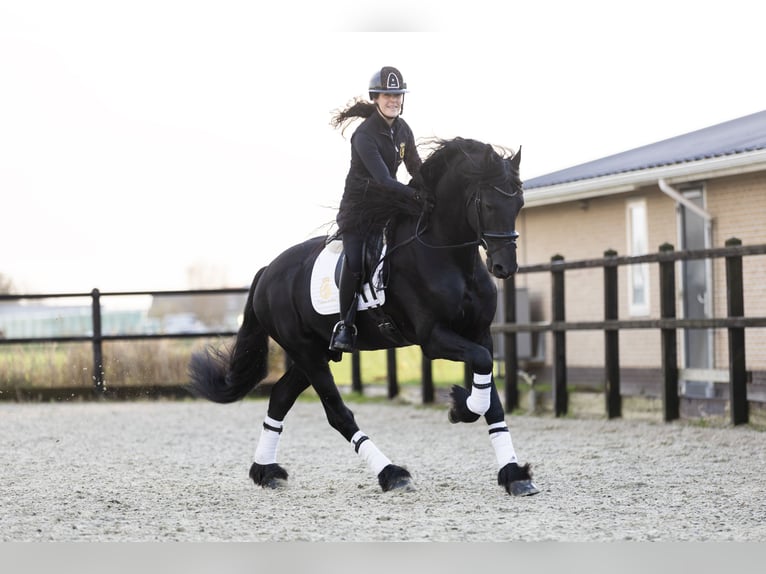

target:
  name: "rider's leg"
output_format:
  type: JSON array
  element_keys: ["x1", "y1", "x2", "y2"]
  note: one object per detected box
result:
[{"x1": 329, "y1": 232, "x2": 364, "y2": 352}]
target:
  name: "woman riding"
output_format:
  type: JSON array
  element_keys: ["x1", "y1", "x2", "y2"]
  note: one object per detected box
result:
[{"x1": 329, "y1": 66, "x2": 425, "y2": 353}]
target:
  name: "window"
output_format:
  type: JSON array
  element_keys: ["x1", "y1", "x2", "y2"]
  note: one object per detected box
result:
[{"x1": 626, "y1": 199, "x2": 649, "y2": 316}]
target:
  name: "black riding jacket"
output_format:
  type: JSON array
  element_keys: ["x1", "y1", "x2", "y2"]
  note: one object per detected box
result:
[
  {"x1": 340, "y1": 111, "x2": 422, "y2": 209},
  {"x1": 336, "y1": 110, "x2": 422, "y2": 277}
]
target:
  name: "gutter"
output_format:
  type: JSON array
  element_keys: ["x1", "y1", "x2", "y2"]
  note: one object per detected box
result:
[
  {"x1": 524, "y1": 148, "x2": 766, "y2": 207},
  {"x1": 657, "y1": 179, "x2": 712, "y2": 221}
]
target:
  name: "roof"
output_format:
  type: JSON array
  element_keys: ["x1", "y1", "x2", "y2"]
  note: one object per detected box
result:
[{"x1": 524, "y1": 109, "x2": 766, "y2": 190}]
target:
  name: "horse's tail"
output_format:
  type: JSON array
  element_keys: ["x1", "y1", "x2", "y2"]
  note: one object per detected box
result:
[{"x1": 187, "y1": 268, "x2": 270, "y2": 403}]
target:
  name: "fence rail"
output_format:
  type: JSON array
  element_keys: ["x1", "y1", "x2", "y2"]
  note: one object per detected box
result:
[{"x1": 0, "y1": 288, "x2": 247, "y2": 393}]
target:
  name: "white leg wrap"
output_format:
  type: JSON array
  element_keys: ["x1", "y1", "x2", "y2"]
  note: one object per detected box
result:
[
  {"x1": 466, "y1": 372, "x2": 492, "y2": 415},
  {"x1": 351, "y1": 430, "x2": 391, "y2": 476},
  {"x1": 254, "y1": 415, "x2": 283, "y2": 465},
  {"x1": 488, "y1": 421, "x2": 518, "y2": 468}
]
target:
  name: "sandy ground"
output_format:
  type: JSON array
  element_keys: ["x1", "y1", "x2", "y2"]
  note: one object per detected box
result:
[{"x1": 2, "y1": 397, "x2": 765, "y2": 542}]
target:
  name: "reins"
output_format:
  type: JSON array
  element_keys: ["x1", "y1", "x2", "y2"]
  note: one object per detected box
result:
[
  {"x1": 414, "y1": 183, "x2": 520, "y2": 250},
  {"x1": 367, "y1": 143, "x2": 522, "y2": 277},
  {"x1": 372, "y1": 183, "x2": 520, "y2": 287}
]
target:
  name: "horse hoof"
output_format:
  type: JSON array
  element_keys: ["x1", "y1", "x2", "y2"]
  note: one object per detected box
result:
[
  {"x1": 498, "y1": 462, "x2": 539, "y2": 496},
  {"x1": 448, "y1": 385, "x2": 481, "y2": 424},
  {"x1": 387, "y1": 476, "x2": 415, "y2": 493},
  {"x1": 509, "y1": 480, "x2": 540, "y2": 496},
  {"x1": 249, "y1": 462, "x2": 289, "y2": 489},
  {"x1": 378, "y1": 464, "x2": 414, "y2": 493},
  {"x1": 262, "y1": 478, "x2": 288, "y2": 489}
]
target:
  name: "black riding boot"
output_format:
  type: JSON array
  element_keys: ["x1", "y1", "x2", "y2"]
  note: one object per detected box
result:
[{"x1": 329, "y1": 271, "x2": 363, "y2": 353}]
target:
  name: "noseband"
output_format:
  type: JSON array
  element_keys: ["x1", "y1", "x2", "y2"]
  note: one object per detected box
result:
[
  {"x1": 471, "y1": 184, "x2": 521, "y2": 252},
  {"x1": 412, "y1": 182, "x2": 521, "y2": 251}
]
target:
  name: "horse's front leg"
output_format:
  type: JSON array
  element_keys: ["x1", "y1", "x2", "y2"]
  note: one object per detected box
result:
[
  {"x1": 483, "y1": 385, "x2": 539, "y2": 496},
  {"x1": 420, "y1": 325, "x2": 495, "y2": 422},
  {"x1": 422, "y1": 326, "x2": 539, "y2": 496},
  {"x1": 452, "y1": 375, "x2": 540, "y2": 496}
]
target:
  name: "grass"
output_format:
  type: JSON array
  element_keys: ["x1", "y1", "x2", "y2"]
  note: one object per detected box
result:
[
  {"x1": 0, "y1": 338, "x2": 468, "y2": 392},
  {"x1": 0, "y1": 340, "x2": 202, "y2": 389},
  {"x1": 329, "y1": 347, "x2": 466, "y2": 387}
]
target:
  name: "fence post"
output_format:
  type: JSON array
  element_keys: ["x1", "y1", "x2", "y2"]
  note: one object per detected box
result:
[
  {"x1": 386, "y1": 348, "x2": 399, "y2": 399},
  {"x1": 603, "y1": 249, "x2": 621, "y2": 418},
  {"x1": 503, "y1": 274, "x2": 519, "y2": 412},
  {"x1": 351, "y1": 350, "x2": 362, "y2": 394},
  {"x1": 421, "y1": 354, "x2": 434, "y2": 404},
  {"x1": 659, "y1": 243, "x2": 679, "y2": 421},
  {"x1": 91, "y1": 288, "x2": 105, "y2": 395},
  {"x1": 551, "y1": 254, "x2": 567, "y2": 417},
  {"x1": 725, "y1": 237, "x2": 748, "y2": 425}
]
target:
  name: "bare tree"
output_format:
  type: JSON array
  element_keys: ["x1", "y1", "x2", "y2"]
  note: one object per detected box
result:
[
  {"x1": 0, "y1": 273, "x2": 14, "y2": 338},
  {"x1": 0, "y1": 272, "x2": 14, "y2": 294}
]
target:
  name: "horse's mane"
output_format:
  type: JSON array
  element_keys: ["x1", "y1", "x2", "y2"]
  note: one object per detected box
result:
[
  {"x1": 336, "y1": 179, "x2": 422, "y2": 234},
  {"x1": 337, "y1": 137, "x2": 519, "y2": 233},
  {"x1": 419, "y1": 137, "x2": 517, "y2": 190}
]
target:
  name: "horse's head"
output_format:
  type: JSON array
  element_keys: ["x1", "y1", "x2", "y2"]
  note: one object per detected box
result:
[
  {"x1": 474, "y1": 146, "x2": 524, "y2": 279},
  {"x1": 420, "y1": 138, "x2": 524, "y2": 279}
]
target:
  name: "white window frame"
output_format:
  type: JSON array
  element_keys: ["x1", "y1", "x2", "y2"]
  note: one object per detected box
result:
[{"x1": 626, "y1": 199, "x2": 650, "y2": 316}]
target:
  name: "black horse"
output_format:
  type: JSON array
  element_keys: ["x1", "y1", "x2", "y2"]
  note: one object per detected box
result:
[{"x1": 188, "y1": 137, "x2": 538, "y2": 496}]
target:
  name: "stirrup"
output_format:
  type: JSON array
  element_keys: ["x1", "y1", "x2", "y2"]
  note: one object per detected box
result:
[{"x1": 329, "y1": 321, "x2": 357, "y2": 352}]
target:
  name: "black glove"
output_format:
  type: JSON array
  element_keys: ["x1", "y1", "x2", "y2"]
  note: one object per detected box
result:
[{"x1": 412, "y1": 191, "x2": 435, "y2": 214}]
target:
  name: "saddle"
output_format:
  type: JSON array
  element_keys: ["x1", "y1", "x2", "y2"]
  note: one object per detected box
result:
[{"x1": 310, "y1": 230, "x2": 408, "y2": 345}]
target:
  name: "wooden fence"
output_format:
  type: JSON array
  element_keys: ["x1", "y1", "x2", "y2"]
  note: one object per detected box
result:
[
  {"x1": 495, "y1": 238, "x2": 766, "y2": 426},
  {"x1": 3, "y1": 240, "x2": 765, "y2": 425},
  {"x1": 342, "y1": 239, "x2": 766, "y2": 426},
  {"x1": 0, "y1": 288, "x2": 246, "y2": 395}
]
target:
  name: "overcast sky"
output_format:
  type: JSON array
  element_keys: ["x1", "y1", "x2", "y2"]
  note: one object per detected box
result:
[{"x1": 1, "y1": 1, "x2": 763, "y2": 293}]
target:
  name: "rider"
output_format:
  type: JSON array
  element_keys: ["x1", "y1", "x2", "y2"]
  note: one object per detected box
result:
[{"x1": 329, "y1": 66, "x2": 424, "y2": 353}]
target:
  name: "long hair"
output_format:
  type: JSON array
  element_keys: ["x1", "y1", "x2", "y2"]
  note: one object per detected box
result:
[
  {"x1": 330, "y1": 98, "x2": 376, "y2": 136},
  {"x1": 332, "y1": 97, "x2": 423, "y2": 231}
]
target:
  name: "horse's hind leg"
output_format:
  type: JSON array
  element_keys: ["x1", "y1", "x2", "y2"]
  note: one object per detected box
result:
[
  {"x1": 484, "y1": 387, "x2": 539, "y2": 496},
  {"x1": 309, "y1": 362, "x2": 413, "y2": 492},
  {"x1": 249, "y1": 364, "x2": 310, "y2": 489}
]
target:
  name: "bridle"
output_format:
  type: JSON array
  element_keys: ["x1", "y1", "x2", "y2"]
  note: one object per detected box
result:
[
  {"x1": 372, "y1": 175, "x2": 522, "y2": 290},
  {"x1": 472, "y1": 183, "x2": 521, "y2": 250},
  {"x1": 414, "y1": 182, "x2": 521, "y2": 251}
]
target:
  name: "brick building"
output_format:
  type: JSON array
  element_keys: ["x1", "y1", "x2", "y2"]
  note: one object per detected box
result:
[{"x1": 516, "y1": 110, "x2": 766, "y2": 397}]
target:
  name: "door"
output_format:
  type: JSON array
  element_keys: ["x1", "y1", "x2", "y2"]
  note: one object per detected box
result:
[{"x1": 679, "y1": 189, "x2": 713, "y2": 397}]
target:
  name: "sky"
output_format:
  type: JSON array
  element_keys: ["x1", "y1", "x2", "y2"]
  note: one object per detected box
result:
[{"x1": 1, "y1": 0, "x2": 764, "y2": 294}]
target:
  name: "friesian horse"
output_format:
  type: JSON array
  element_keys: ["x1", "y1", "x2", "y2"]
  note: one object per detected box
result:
[{"x1": 188, "y1": 137, "x2": 538, "y2": 496}]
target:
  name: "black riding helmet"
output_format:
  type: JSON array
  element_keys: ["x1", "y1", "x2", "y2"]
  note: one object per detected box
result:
[
  {"x1": 368, "y1": 66, "x2": 408, "y2": 98},
  {"x1": 369, "y1": 66, "x2": 408, "y2": 114}
]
